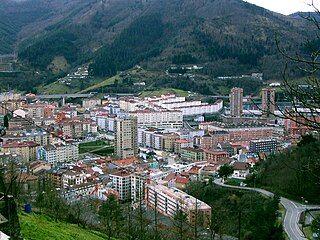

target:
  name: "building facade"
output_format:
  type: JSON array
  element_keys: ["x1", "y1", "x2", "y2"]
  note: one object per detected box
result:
[
  {"x1": 146, "y1": 184, "x2": 211, "y2": 227},
  {"x1": 230, "y1": 87, "x2": 243, "y2": 117},
  {"x1": 114, "y1": 116, "x2": 138, "y2": 159},
  {"x1": 261, "y1": 88, "x2": 276, "y2": 117}
]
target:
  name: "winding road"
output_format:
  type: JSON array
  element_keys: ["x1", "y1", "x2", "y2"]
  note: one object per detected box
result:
[{"x1": 214, "y1": 179, "x2": 320, "y2": 240}]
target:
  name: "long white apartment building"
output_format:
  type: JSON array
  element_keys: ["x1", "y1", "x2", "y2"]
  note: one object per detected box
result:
[
  {"x1": 129, "y1": 109, "x2": 183, "y2": 129},
  {"x1": 146, "y1": 184, "x2": 211, "y2": 227},
  {"x1": 119, "y1": 94, "x2": 223, "y2": 116},
  {"x1": 171, "y1": 99, "x2": 223, "y2": 116},
  {"x1": 36, "y1": 142, "x2": 79, "y2": 166}
]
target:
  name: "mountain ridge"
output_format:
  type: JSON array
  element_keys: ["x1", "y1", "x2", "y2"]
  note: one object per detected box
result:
[{"x1": 0, "y1": 0, "x2": 317, "y2": 91}]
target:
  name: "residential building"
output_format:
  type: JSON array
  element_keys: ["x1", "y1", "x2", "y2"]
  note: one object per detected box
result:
[
  {"x1": 249, "y1": 139, "x2": 278, "y2": 154},
  {"x1": 62, "y1": 170, "x2": 87, "y2": 188},
  {"x1": 82, "y1": 98, "x2": 102, "y2": 108},
  {"x1": 204, "y1": 149, "x2": 229, "y2": 163},
  {"x1": 1, "y1": 141, "x2": 39, "y2": 162},
  {"x1": 37, "y1": 142, "x2": 79, "y2": 165},
  {"x1": 207, "y1": 124, "x2": 273, "y2": 141},
  {"x1": 230, "y1": 87, "x2": 243, "y2": 117},
  {"x1": 174, "y1": 139, "x2": 193, "y2": 154},
  {"x1": 129, "y1": 110, "x2": 183, "y2": 129},
  {"x1": 146, "y1": 184, "x2": 211, "y2": 227},
  {"x1": 110, "y1": 170, "x2": 132, "y2": 201},
  {"x1": 114, "y1": 116, "x2": 138, "y2": 159},
  {"x1": 261, "y1": 88, "x2": 276, "y2": 117},
  {"x1": 232, "y1": 162, "x2": 250, "y2": 179},
  {"x1": 195, "y1": 131, "x2": 230, "y2": 149},
  {"x1": 181, "y1": 148, "x2": 205, "y2": 161}
]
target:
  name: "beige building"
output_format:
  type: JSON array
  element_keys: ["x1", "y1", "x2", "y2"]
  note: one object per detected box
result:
[
  {"x1": 114, "y1": 116, "x2": 138, "y2": 159},
  {"x1": 1, "y1": 141, "x2": 39, "y2": 162},
  {"x1": 146, "y1": 184, "x2": 211, "y2": 227},
  {"x1": 82, "y1": 98, "x2": 102, "y2": 108},
  {"x1": 230, "y1": 87, "x2": 243, "y2": 117},
  {"x1": 261, "y1": 88, "x2": 276, "y2": 117}
]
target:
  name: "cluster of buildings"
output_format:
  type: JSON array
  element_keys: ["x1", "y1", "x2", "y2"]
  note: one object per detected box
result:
[{"x1": 0, "y1": 88, "x2": 317, "y2": 228}]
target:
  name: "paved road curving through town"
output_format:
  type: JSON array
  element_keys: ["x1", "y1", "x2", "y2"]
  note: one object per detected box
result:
[{"x1": 214, "y1": 179, "x2": 320, "y2": 240}]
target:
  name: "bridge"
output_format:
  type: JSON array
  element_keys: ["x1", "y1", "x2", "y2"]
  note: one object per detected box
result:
[
  {"x1": 36, "y1": 93, "x2": 95, "y2": 105},
  {"x1": 36, "y1": 93, "x2": 94, "y2": 99}
]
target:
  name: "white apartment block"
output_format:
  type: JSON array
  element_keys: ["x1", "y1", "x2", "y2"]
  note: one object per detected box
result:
[
  {"x1": 146, "y1": 184, "x2": 211, "y2": 227},
  {"x1": 96, "y1": 114, "x2": 115, "y2": 132},
  {"x1": 129, "y1": 110, "x2": 183, "y2": 129},
  {"x1": 36, "y1": 142, "x2": 79, "y2": 166},
  {"x1": 110, "y1": 170, "x2": 132, "y2": 201},
  {"x1": 171, "y1": 100, "x2": 223, "y2": 116},
  {"x1": 62, "y1": 170, "x2": 87, "y2": 188}
]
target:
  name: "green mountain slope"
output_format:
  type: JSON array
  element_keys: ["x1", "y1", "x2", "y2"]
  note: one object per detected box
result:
[{"x1": 0, "y1": 0, "x2": 317, "y2": 91}]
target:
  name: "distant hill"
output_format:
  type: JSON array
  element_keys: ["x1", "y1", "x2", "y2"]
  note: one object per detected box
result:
[
  {"x1": 0, "y1": 0, "x2": 318, "y2": 91},
  {"x1": 290, "y1": 11, "x2": 320, "y2": 21}
]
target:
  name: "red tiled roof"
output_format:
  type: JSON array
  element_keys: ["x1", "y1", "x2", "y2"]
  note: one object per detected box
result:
[
  {"x1": 176, "y1": 177, "x2": 189, "y2": 184},
  {"x1": 113, "y1": 158, "x2": 139, "y2": 166}
]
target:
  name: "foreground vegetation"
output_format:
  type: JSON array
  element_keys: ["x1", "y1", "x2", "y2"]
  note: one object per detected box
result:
[
  {"x1": 186, "y1": 182, "x2": 284, "y2": 240},
  {"x1": 19, "y1": 212, "x2": 110, "y2": 240},
  {"x1": 248, "y1": 135, "x2": 320, "y2": 204}
]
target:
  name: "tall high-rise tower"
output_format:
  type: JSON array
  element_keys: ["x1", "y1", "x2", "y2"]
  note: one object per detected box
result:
[
  {"x1": 261, "y1": 88, "x2": 276, "y2": 117},
  {"x1": 230, "y1": 87, "x2": 243, "y2": 117},
  {"x1": 114, "y1": 116, "x2": 138, "y2": 159}
]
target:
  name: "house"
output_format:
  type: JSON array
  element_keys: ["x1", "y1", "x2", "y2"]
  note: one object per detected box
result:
[
  {"x1": 175, "y1": 177, "x2": 189, "y2": 189},
  {"x1": 232, "y1": 162, "x2": 250, "y2": 179}
]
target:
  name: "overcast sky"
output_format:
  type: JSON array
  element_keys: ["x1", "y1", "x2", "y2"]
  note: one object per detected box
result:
[{"x1": 244, "y1": 0, "x2": 320, "y2": 15}]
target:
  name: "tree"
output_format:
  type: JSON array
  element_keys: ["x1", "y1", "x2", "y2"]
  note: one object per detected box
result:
[
  {"x1": 311, "y1": 214, "x2": 320, "y2": 240},
  {"x1": 276, "y1": 2, "x2": 320, "y2": 132},
  {"x1": 172, "y1": 209, "x2": 190, "y2": 240},
  {"x1": 217, "y1": 164, "x2": 233, "y2": 180},
  {"x1": 98, "y1": 194, "x2": 123, "y2": 240}
]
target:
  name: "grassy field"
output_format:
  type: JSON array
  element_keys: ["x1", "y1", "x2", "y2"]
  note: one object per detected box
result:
[
  {"x1": 19, "y1": 212, "x2": 112, "y2": 240},
  {"x1": 139, "y1": 88, "x2": 189, "y2": 97},
  {"x1": 79, "y1": 140, "x2": 114, "y2": 155},
  {"x1": 79, "y1": 140, "x2": 107, "y2": 147}
]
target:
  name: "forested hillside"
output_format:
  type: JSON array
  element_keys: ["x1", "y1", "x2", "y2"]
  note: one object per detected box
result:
[{"x1": 0, "y1": 0, "x2": 317, "y2": 91}]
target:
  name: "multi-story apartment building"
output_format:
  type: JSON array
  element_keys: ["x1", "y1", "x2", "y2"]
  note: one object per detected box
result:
[
  {"x1": 171, "y1": 99, "x2": 223, "y2": 116},
  {"x1": 37, "y1": 142, "x2": 79, "y2": 166},
  {"x1": 207, "y1": 125, "x2": 273, "y2": 141},
  {"x1": 180, "y1": 148, "x2": 205, "y2": 161},
  {"x1": 261, "y1": 88, "x2": 276, "y2": 117},
  {"x1": 230, "y1": 87, "x2": 243, "y2": 117},
  {"x1": 82, "y1": 98, "x2": 102, "y2": 109},
  {"x1": 110, "y1": 170, "x2": 132, "y2": 201},
  {"x1": 162, "y1": 133, "x2": 181, "y2": 152},
  {"x1": 204, "y1": 149, "x2": 229, "y2": 163},
  {"x1": 174, "y1": 139, "x2": 193, "y2": 154},
  {"x1": 62, "y1": 170, "x2": 87, "y2": 188},
  {"x1": 195, "y1": 131, "x2": 230, "y2": 149},
  {"x1": 114, "y1": 116, "x2": 138, "y2": 159},
  {"x1": 1, "y1": 140, "x2": 39, "y2": 162},
  {"x1": 96, "y1": 114, "x2": 116, "y2": 132},
  {"x1": 129, "y1": 109, "x2": 183, "y2": 129},
  {"x1": 46, "y1": 168, "x2": 66, "y2": 189},
  {"x1": 146, "y1": 184, "x2": 211, "y2": 227},
  {"x1": 249, "y1": 139, "x2": 279, "y2": 154}
]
